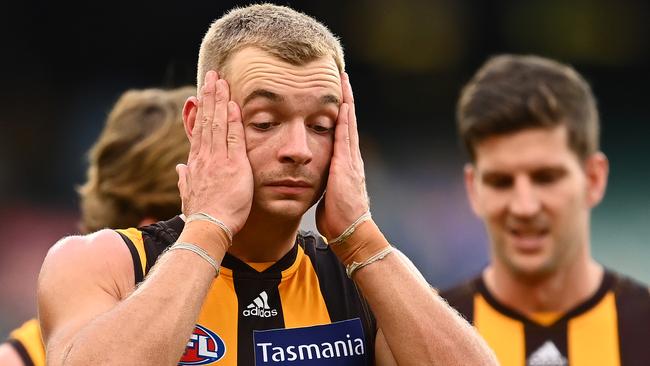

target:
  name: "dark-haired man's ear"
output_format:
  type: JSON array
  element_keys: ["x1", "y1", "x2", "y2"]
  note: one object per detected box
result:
[
  {"x1": 585, "y1": 152, "x2": 609, "y2": 208},
  {"x1": 464, "y1": 163, "x2": 482, "y2": 217}
]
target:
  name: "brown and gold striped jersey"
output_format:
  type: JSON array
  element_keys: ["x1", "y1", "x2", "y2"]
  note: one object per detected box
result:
[
  {"x1": 5, "y1": 319, "x2": 45, "y2": 366},
  {"x1": 441, "y1": 270, "x2": 650, "y2": 366},
  {"x1": 117, "y1": 216, "x2": 376, "y2": 365}
]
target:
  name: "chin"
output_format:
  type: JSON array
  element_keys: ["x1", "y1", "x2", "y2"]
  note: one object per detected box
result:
[
  {"x1": 258, "y1": 199, "x2": 311, "y2": 220},
  {"x1": 506, "y1": 255, "x2": 558, "y2": 282}
]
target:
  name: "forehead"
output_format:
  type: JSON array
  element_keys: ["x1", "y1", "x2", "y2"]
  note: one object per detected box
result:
[
  {"x1": 474, "y1": 126, "x2": 580, "y2": 171},
  {"x1": 226, "y1": 47, "x2": 342, "y2": 105}
]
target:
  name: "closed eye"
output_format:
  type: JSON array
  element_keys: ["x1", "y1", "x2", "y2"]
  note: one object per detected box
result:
[
  {"x1": 310, "y1": 124, "x2": 333, "y2": 134},
  {"x1": 251, "y1": 122, "x2": 275, "y2": 131}
]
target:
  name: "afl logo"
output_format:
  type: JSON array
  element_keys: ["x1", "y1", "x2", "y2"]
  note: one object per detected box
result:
[{"x1": 179, "y1": 324, "x2": 226, "y2": 365}]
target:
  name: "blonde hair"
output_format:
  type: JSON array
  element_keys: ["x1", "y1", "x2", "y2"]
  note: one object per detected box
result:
[
  {"x1": 77, "y1": 86, "x2": 193, "y2": 233},
  {"x1": 197, "y1": 3, "x2": 344, "y2": 88}
]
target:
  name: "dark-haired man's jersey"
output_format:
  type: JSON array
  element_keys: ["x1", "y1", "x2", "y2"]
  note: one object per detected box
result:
[
  {"x1": 4, "y1": 319, "x2": 45, "y2": 366},
  {"x1": 116, "y1": 215, "x2": 376, "y2": 366},
  {"x1": 440, "y1": 270, "x2": 650, "y2": 366}
]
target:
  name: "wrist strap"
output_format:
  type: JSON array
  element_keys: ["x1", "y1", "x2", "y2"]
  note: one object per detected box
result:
[
  {"x1": 168, "y1": 241, "x2": 220, "y2": 277},
  {"x1": 328, "y1": 211, "x2": 372, "y2": 245},
  {"x1": 346, "y1": 246, "x2": 393, "y2": 278},
  {"x1": 186, "y1": 212, "x2": 233, "y2": 243},
  {"x1": 328, "y1": 219, "x2": 393, "y2": 278}
]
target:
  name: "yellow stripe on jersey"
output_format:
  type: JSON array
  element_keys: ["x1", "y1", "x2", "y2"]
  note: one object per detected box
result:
[
  {"x1": 529, "y1": 311, "x2": 561, "y2": 326},
  {"x1": 568, "y1": 291, "x2": 620, "y2": 366},
  {"x1": 9, "y1": 319, "x2": 45, "y2": 366},
  {"x1": 116, "y1": 228, "x2": 147, "y2": 275},
  {"x1": 474, "y1": 294, "x2": 525, "y2": 366},
  {"x1": 279, "y1": 245, "x2": 331, "y2": 328},
  {"x1": 195, "y1": 267, "x2": 239, "y2": 366}
]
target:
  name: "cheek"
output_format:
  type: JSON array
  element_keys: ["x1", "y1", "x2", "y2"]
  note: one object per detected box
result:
[
  {"x1": 476, "y1": 190, "x2": 507, "y2": 219},
  {"x1": 310, "y1": 136, "x2": 333, "y2": 168}
]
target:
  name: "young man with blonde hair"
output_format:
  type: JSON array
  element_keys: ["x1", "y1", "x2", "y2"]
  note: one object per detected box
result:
[
  {"x1": 442, "y1": 54, "x2": 650, "y2": 365},
  {"x1": 38, "y1": 4, "x2": 496, "y2": 365},
  {"x1": 0, "y1": 86, "x2": 193, "y2": 366}
]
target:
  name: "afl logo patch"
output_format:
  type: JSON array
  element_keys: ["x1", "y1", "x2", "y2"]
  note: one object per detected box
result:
[{"x1": 179, "y1": 324, "x2": 226, "y2": 365}]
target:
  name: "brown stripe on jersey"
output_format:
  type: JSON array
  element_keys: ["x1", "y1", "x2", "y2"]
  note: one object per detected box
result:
[
  {"x1": 7, "y1": 339, "x2": 35, "y2": 366},
  {"x1": 224, "y1": 247, "x2": 299, "y2": 366},
  {"x1": 474, "y1": 294, "x2": 525, "y2": 366},
  {"x1": 116, "y1": 230, "x2": 144, "y2": 283},
  {"x1": 7, "y1": 319, "x2": 44, "y2": 366},
  {"x1": 301, "y1": 233, "x2": 376, "y2": 365},
  {"x1": 568, "y1": 291, "x2": 620, "y2": 366},
  {"x1": 524, "y1": 318, "x2": 568, "y2": 364},
  {"x1": 234, "y1": 270, "x2": 284, "y2": 366},
  {"x1": 138, "y1": 216, "x2": 183, "y2": 274},
  {"x1": 440, "y1": 278, "x2": 477, "y2": 324},
  {"x1": 278, "y1": 245, "x2": 331, "y2": 328},
  {"x1": 614, "y1": 274, "x2": 650, "y2": 365}
]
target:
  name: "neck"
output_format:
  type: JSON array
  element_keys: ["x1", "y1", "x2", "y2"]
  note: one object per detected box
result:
[
  {"x1": 227, "y1": 208, "x2": 302, "y2": 263},
  {"x1": 484, "y1": 254, "x2": 603, "y2": 318}
]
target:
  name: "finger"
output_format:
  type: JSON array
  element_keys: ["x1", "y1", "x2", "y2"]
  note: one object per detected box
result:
[
  {"x1": 187, "y1": 99, "x2": 201, "y2": 161},
  {"x1": 200, "y1": 71, "x2": 218, "y2": 153},
  {"x1": 333, "y1": 103, "x2": 352, "y2": 160},
  {"x1": 226, "y1": 101, "x2": 246, "y2": 159},
  {"x1": 212, "y1": 78, "x2": 230, "y2": 157},
  {"x1": 342, "y1": 72, "x2": 362, "y2": 165}
]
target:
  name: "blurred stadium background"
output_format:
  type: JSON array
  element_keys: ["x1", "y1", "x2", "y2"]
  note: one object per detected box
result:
[{"x1": 1, "y1": 0, "x2": 648, "y2": 338}]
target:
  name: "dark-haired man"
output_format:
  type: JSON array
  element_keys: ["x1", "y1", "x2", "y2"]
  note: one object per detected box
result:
[{"x1": 442, "y1": 54, "x2": 650, "y2": 365}]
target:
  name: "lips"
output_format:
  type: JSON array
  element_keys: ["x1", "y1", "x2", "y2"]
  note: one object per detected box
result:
[
  {"x1": 266, "y1": 179, "x2": 312, "y2": 188},
  {"x1": 507, "y1": 226, "x2": 549, "y2": 252},
  {"x1": 265, "y1": 179, "x2": 313, "y2": 195}
]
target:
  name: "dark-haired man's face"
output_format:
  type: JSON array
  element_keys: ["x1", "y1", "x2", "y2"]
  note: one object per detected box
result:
[
  {"x1": 464, "y1": 126, "x2": 607, "y2": 280},
  {"x1": 227, "y1": 47, "x2": 342, "y2": 220}
]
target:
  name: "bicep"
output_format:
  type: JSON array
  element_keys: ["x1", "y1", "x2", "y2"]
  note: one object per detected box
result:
[{"x1": 37, "y1": 230, "x2": 134, "y2": 362}]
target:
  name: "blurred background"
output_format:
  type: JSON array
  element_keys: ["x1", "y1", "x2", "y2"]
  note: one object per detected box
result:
[{"x1": 1, "y1": 0, "x2": 649, "y2": 338}]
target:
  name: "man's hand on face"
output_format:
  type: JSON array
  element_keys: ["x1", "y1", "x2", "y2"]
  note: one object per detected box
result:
[
  {"x1": 316, "y1": 72, "x2": 370, "y2": 239},
  {"x1": 177, "y1": 70, "x2": 254, "y2": 236}
]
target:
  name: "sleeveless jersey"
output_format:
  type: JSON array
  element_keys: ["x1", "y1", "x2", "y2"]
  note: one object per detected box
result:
[
  {"x1": 440, "y1": 270, "x2": 650, "y2": 366},
  {"x1": 116, "y1": 216, "x2": 376, "y2": 365},
  {"x1": 5, "y1": 318, "x2": 45, "y2": 366}
]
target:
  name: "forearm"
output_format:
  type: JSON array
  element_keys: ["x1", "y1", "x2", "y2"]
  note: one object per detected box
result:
[
  {"x1": 58, "y1": 250, "x2": 215, "y2": 366},
  {"x1": 355, "y1": 253, "x2": 497, "y2": 365},
  {"x1": 56, "y1": 224, "x2": 227, "y2": 366}
]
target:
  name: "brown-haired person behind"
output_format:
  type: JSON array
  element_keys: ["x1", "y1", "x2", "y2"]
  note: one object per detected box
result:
[
  {"x1": 0, "y1": 86, "x2": 193, "y2": 366},
  {"x1": 441, "y1": 54, "x2": 650, "y2": 365}
]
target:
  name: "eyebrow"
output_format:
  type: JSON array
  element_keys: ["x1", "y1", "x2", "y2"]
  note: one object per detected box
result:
[
  {"x1": 320, "y1": 94, "x2": 341, "y2": 106},
  {"x1": 242, "y1": 88, "x2": 341, "y2": 107}
]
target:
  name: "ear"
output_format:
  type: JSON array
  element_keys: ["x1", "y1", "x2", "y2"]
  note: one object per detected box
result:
[
  {"x1": 585, "y1": 152, "x2": 609, "y2": 207},
  {"x1": 182, "y1": 96, "x2": 199, "y2": 140},
  {"x1": 464, "y1": 163, "x2": 482, "y2": 216}
]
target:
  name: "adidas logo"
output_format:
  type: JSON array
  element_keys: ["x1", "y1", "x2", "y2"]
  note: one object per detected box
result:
[
  {"x1": 243, "y1": 291, "x2": 278, "y2": 318},
  {"x1": 527, "y1": 341, "x2": 567, "y2": 366}
]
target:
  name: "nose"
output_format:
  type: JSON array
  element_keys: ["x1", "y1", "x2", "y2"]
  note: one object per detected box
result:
[
  {"x1": 277, "y1": 121, "x2": 313, "y2": 165},
  {"x1": 509, "y1": 176, "x2": 541, "y2": 217}
]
